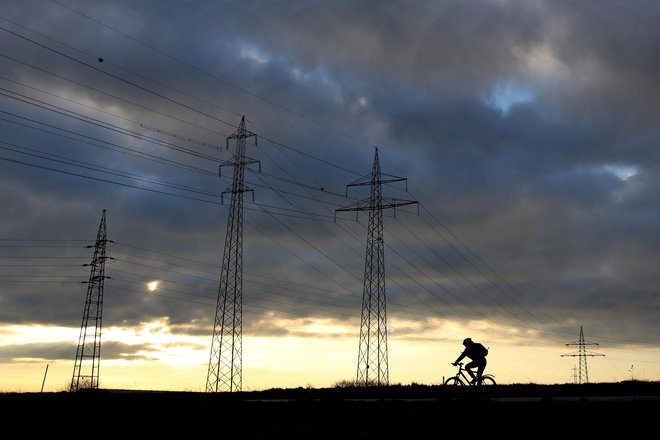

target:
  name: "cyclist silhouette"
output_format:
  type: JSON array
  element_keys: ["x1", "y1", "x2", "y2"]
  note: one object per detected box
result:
[{"x1": 452, "y1": 338, "x2": 488, "y2": 384}]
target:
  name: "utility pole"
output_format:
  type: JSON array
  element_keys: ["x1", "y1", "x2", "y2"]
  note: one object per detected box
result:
[
  {"x1": 561, "y1": 325, "x2": 604, "y2": 384},
  {"x1": 71, "y1": 209, "x2": 112, "y2": 391},
  {"x1": 336, "y1": 146, "x2": 418, "y2": 386},
  {"x1": 206, "y1": 116, "x2": 259, "y2": 392},
  {"x1": 40, "y1": 364, "x2": 49, "y2": 392}
]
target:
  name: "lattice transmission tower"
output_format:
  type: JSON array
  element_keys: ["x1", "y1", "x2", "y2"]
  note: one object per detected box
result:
[
  {"x1": 561, "y1": 325, "x2": 604, "y2": 384},
  {"x1": 336, "y1": 147, "x2": 418, "y2": 386},
  {"x1": 71, "y1": 209, "x2": 112, "y2": 391},
  {"x1": 206, "y1": 116, "x2": 259, "y2": 392}
]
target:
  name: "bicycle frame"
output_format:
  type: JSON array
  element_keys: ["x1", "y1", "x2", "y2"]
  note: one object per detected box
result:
[{"x1": 444, "y1": 362, "x2": 496, "y2": 386}]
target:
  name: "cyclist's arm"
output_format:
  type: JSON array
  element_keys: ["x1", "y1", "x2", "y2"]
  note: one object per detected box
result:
[{"x1": 453, "y1": 352, "x2": 466, "y2": 365}]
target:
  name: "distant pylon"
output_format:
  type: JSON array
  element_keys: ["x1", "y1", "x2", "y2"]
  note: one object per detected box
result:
[
  {"x1": 336, "y1": 146, "x2": 418, "y2": 386},
  {"x1": 71, "y1": 209, "x2": 112, "y2": 391},
  {"x1": 206, "y1": 116, "x2": 259, "y2": 392},
  {"x1": 561, "y1": 326, "x2": 604, "y2": 384}
]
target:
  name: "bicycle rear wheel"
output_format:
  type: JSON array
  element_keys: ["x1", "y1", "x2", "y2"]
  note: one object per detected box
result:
[
  {"x1": 444, "y1": 377, "x2": 465, "y2": 386},
  {"x1": 478, "y1": 376, "x2": 496, "y2": 385}
]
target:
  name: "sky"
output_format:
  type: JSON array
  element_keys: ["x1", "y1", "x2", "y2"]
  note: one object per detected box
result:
[{"x1": 1, "y1": 0, "x2": 659, "y2": 392}]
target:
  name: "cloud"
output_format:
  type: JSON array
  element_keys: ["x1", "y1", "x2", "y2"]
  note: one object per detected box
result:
[{"x1": 1, "y1": 0, "x2": 659, "y2": 381}]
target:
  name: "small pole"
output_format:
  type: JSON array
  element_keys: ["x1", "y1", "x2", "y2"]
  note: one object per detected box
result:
[{"x1": 40, "y1": 364, "x2": 49, "y2": 392}]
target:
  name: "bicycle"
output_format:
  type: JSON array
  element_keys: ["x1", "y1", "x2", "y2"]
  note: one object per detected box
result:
[{"x1": 443, "y1": 362, "x2": 496, "y2": 386}]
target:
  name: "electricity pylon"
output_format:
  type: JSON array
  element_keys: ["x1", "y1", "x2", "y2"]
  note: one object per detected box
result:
[
  {"x1": 336, "y1": 146, "x2": 418, "y2": 386},
  {"x1": 206, "y1": 116, "x2": 259, "y2": 392},
  {"x1": 561, "y1": 325, "x2": 604, "y2": 384},
  {"x1": 71, "y1": 209, "x2": 112, "y2": 391}
]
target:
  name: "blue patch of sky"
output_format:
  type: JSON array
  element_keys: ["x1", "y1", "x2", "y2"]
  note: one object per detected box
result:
[
  {"x1": 601, "y1": 164, "x2": 638, "y2": 181},
  {"x1": 485, "y1": 80, "x2": 534, "y2": 114},
  {"x1": 569, "y1": 163, "x2": 640, "y2": 182},
  {"x1": 239, "y1": 42, "x2": 269, "y2": 65}
]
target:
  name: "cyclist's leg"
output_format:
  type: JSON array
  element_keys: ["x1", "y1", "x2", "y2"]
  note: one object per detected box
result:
[
  {"x1": 465, "y1": 360, "x2": 478, "y2": 383},
  {"x1": 476, "y1": 359, "x2": 487, "y2": 380}
]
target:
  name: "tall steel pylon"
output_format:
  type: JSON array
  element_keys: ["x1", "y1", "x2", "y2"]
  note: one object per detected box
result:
[
  {"x1": 336, "y1": 147, "x2": 418, "y2": 386},
  {"x1": 71, "y1": 209, "x2": 112, "y2": 391},
  {"x1": 206, "y1": 116, "x2": 259, "y2": 392},
  {"x1": 561, "y1": 325, "x2": 604, "y2": 384}
]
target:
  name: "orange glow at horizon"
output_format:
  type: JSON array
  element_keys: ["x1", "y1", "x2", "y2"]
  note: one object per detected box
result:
[{"x1": 0, "y1": 317, "x2": 658, "y2": 392}]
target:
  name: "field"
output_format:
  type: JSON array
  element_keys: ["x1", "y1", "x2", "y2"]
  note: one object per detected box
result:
[{"x1": 2, "y1": 381, "x2": 658, "y2": 439}]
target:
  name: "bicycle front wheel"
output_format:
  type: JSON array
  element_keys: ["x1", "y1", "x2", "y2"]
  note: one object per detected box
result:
[
  {"x1": 478, "y1": 376, "x2": 496, "y2": 386},
  {"x1": 444, "y1": 377, "x2": 465, "y2": 386}
]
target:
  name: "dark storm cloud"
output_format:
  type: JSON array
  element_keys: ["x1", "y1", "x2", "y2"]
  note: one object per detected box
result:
[
  {"x1": 0, "y1": 339, "x2": 161, "y2": 362},
  {"x1": 1, "y1": 0, "x2": 659, "y2": 360},
  {"x1": 0, "y1": 341, "x2": 73, "y2": 362}
]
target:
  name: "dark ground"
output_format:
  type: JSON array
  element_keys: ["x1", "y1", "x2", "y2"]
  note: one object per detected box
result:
[{"x1": 2, "y1": 381, "x2": 658, "y2": 439}]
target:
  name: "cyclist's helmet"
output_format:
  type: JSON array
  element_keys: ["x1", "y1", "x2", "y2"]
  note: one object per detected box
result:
[{"x1": 463, "y1": 338, "x2": 473, "y2": 346}]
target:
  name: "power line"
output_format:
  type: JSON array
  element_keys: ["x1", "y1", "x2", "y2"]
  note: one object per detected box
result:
[
  {"x1": 0, "y1": 73, "x2": 224, "y2": 150},
  {"x1": 0, "y1": 140, "x2": 339, "y2": 221},
  {"x1": 0, "y1": 77, "x2": 353, "y2": 203},
  {"x1": 0, "y1": 87, "x2": 223, "y2": 161},
  {"x1": 0, "y1": 51, "x2": 229, "y2": 139},
  {"x1": 49, "y1": 0, "x2": 372, "y2": 147},
  {"x1": 0, "y1": 24, "x2": 240, "y2": 130},
  {"x1": 0, "y1": 22, "x2": 364, "y2": 176}
]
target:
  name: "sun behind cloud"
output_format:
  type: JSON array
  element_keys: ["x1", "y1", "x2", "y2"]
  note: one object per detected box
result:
[{"x1": 146, "y1": 281, "x2": 159, "y2": 292}]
